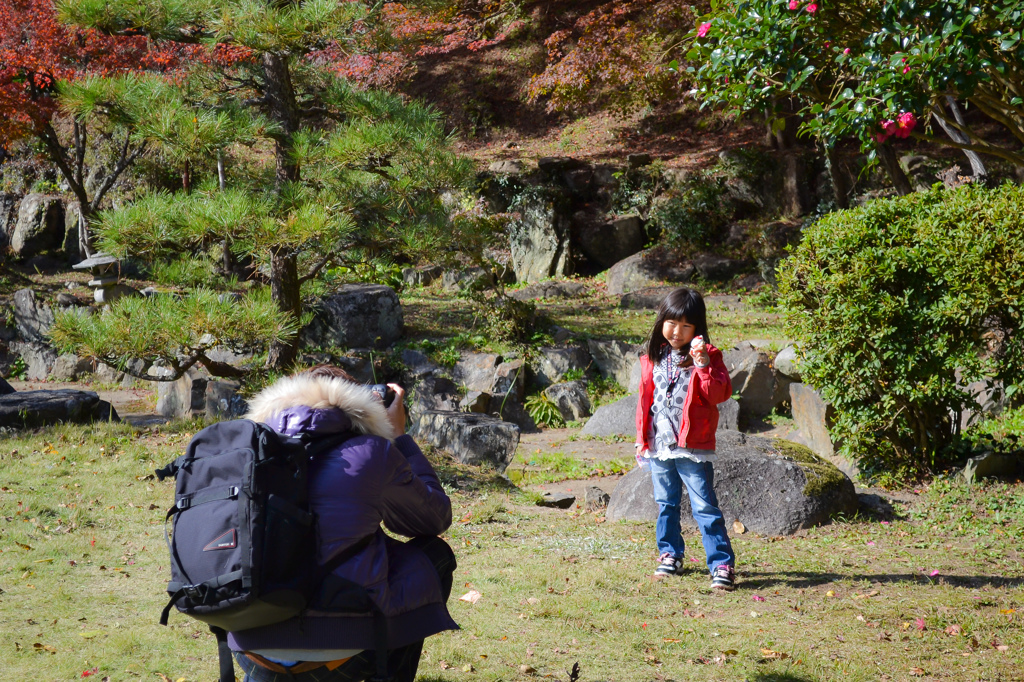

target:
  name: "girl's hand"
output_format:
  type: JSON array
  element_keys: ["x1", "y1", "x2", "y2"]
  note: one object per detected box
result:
[
  {"x1": 385, "y1": 383, "x2": 407, "y2": 436},
  {"x1": 689, "y1": 335, "x2": 709, "y2": 367}
]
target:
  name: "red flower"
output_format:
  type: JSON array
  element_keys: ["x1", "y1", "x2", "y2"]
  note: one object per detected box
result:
[
  {"x1": 843, "y1": 48, "x2": 851, "y2": 54},
  {"x1": 894, "y1": 112, "x2": 916, "y2": 138},
  {"x1": 698, "y1": 22, "x2": 712, "y2": 38},
  {"x1": 789, "y1": 0, "x2": 799, "y2": 9},
  {"x1": 807, "y1": 2, "x2": 818, "y2": 11}
]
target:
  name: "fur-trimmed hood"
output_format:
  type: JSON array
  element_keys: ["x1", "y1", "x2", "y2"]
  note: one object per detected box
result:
[{"x1": 245, "y1": 374, "x2": 395, "y2": 440}]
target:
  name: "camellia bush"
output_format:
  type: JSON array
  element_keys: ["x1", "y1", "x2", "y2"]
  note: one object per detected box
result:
[{"x1": 778, "y1": 182, "x2": 1024, "y2": 474}]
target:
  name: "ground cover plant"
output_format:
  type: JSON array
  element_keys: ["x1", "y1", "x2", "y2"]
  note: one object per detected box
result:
[{"x1": 1, "y1": 420, "x2": 1021, "y2": 680}]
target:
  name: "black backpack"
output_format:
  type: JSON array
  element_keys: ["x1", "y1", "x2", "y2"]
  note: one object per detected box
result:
[{"x1": 156, "y1": 419, "x2": 385, "y2": 681}]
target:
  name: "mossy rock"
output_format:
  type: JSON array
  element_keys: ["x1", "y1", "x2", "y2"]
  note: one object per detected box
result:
[{"x1": 606, "y1": 430, "x2": 857, "y2": 535}]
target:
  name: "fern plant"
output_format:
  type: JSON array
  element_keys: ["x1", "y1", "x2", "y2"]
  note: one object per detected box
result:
[{"x1": 524, "y1": 393, "x2": 564, "y2": 428}]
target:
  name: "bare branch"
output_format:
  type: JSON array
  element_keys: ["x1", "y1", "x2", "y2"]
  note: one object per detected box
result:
[{"x1": 298, "y1": 253, "x2": 338, "y2": 284}]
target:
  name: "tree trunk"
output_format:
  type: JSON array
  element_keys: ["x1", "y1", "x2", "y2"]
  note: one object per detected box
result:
[
  {"x1": 268, "y1": 246, "x2": 300, "y2": 369},
  {"x1": 876, "y1": 143, "x2": 914, "y2": 196},
  {"x1": 933, "y1": 97, "x2": 988, "y2": 178},
  {"x1": 261, "y1": 52, "x2": 303, "y2": 369},
  {"x1": 825, "y1": 146, "x2": 851, "y2": 209},
  {"x1": 78, "y1": 204, "x2": 94, "y2": 260}
]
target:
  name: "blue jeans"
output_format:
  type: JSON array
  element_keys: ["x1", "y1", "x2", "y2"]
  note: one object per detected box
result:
[{"x1": 649, "y1": 457, "x2": 734, "y2": 573}]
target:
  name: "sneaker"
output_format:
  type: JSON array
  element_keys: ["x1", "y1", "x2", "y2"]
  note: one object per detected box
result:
[
  {"x1": 654, "y1": 554, "x2": 682, "y2": 577},
  {"x1": 710, "y1": 565, "x2": 736, "y2": 591}
]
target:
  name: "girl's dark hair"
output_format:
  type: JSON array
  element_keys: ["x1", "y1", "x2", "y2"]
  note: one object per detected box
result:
[{"x1": 644, "y1": 287, "x2": 711, "y2": 363}]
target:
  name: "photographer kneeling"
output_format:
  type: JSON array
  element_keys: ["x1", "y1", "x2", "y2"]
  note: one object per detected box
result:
[{"x1": 228, "y1": 364, "x2": 457, "y2": 681}]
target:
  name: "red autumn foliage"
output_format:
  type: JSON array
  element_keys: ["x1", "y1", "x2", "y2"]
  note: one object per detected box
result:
[{"x1": 0, "y1": 0, "x2": 247, "y2": 147}]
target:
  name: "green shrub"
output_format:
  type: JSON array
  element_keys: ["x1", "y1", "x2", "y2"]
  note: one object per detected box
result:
[
  {"x1": 149, "y1": 254, "x2": 222, "y2": 288},
  {"x1": 648, "y1": 170, "x2": 730, "y2": 248},
  {"x1": 778, "y1": 183, "x2": 1024, "y2": 475}
]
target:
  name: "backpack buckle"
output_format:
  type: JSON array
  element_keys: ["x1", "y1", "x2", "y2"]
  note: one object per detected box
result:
[{"x1": 183, "y1": 584, "x2": 209, "y2": 603}]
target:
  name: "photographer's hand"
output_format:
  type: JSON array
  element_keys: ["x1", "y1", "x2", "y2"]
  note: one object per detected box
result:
[{"x1": 385, "y1": 383, "x2": 407, "y2": 436}]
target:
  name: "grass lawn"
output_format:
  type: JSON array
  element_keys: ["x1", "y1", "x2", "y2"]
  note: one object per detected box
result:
[{"x1": 1, "y1": 421, "x2": 1021, "y2": 681}]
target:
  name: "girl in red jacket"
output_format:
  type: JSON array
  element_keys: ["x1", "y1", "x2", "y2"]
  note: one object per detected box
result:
[{"x1": 635, "y1": 287, "x2": 736, "y2": 589}]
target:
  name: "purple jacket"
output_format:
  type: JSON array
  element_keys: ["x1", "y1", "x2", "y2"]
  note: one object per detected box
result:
[{"x1": 228, "y1": 375, "x2": 457, "y2": 652}]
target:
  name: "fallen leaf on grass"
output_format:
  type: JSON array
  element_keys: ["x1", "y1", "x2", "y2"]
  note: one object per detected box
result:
[
  {"x1": 732, "y1": 520, "x2": 745, "y2": 534},
  {"x1": 80, "y1": 631, "x2": 103, "y2": 639},
  {"x1": 156, "y1": 675, "x2": 173, "y2": 682},
  {"x1": 916, "y1": 618, "x2": 927, "y2": 631},
  {"x1": 752, "y1": 595, "x2": 766, "y2": 602},
  {"x1": 760, "y1": 648, "x2": 789, "y2": 660},
  {"x1": 1000, "y1": 609, "x2": 1016, "y2": 614},
  {"x1": 461, "y1": 663, "x2": 474, "y2": 672},
  {"x1": 16, "y1": 543, "x2": 32, "y2": 550},
  {"x1": 439, "y1": 661, "x2": 452, "y2": 670},
  {"x1": 459, "y1": 590, "x2": 482, "y2": 604},
  {"x1": 519, "y1": 664, "x2": 536, "y2": 674},
  {"x1": 909, "y1": 668, "x2": 926, "y2": 677},
  {"x1": 33, "y1": 643, "x2": 56, "y2": 654},
  {"x1": 929, "y1": 570, "x2": 940, "y2": 577},
  {"x1": 945, "y1": 625, "x2": 963, "y2": 636},
  {"x1": 663, "y1": 638, "x2": 683, "y2": 643},
  {"x1": 826, "y1": 590, "x2": 835, "y2": 597},
  {"x1": 81, "y1": 668, "x2": 98, "y2": 678}
]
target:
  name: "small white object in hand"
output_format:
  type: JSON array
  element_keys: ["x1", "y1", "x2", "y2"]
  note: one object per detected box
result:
[{"x1": 690, "y1": 335, "x2": 705, "y2": 350}]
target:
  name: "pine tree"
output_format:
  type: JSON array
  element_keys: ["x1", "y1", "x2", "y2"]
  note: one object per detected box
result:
[{"x1": 50, "y1": 0, "x2": 486, "y2": 375}]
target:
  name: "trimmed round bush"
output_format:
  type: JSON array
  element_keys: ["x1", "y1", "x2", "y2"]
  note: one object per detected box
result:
[{"x1": 778, "y1": 183, "x2": 1024, "y2": 473}]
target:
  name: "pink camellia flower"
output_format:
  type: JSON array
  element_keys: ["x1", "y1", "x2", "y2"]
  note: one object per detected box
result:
[
  {"x1": 881, "y1": 119, "x2": 898, "y2": 137},
  {"x1": 874, "y1": 132, "x2": 889, "y2": 144},
  {"x1": 902, "y1": 65, "x2": 911, "y2": 74},
  {"x1": 698, "y1": 22, "x2": 712, "y2": 38},
  {"x1": 789, "y1": 0, "x2": 799, "y2": 9},
  {"x1": 844, "y1": 48, "x2": 851, "y2": 54},
  {"x1": 894, "y1": 111, "x2": 916, "y2": 138},
  {"x1": 807, "y1": 2, "x2": 818, "y2": 11}
]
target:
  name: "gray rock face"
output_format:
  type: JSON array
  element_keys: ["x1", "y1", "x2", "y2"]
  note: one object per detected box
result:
[
  {"x1": 487, "y1": 393, "x2": 538, "y2": 433},
  {"x1": 412, "y1": 410, "x2": 521, "y2": 472},
  {"x1": 606, "y1": 431, "x2": 857, "y2": 535},
  {"x1": 94, "y1": 362, "x2": 125, "y2": 384},
  {"x1": 156, "y1": 370, "x2": 209, "y2": 419},
  {"x1": 0, "y1": 389, "x2": 119, "y2": 428},
  {"x1": 532, "y1": 345, "x2": 591, "y2": 388},
  {"x1": 488, "y1": 160, "x2": 526, "y2": 175},
  {"x1": 628, "y1": 358, "x2": 642, "y2": 393},
  {"x1": 11, "y1": 194, "x2": 65, "y2": 259},
  {"x1": 493, "y1": 359, "x2": 527, "y2": 400},
  {"x1": 717, "y1": 398, "x2": 740, "y2": 431},
  {"x1": 49, "y1": 354, "x2": 93, "y2": 381},
  {"x1": 442, "y1": 267, "x2": 493, "y2": 292},
  {"x1": 731, "y1": 351, "x2": 778, "y2": 417},
  {"x1": 302, "y1": 284, "x2": 403, "y2": 349},
  {"x1": 401, "y1": 264, "x2": 443, "y2": 287},
  {"x1": 787, "y1": 383, "x2": 859, "y2": 477},
  {"x1": 409, "y1": 376, "x2": 460, "y2": 418},
  {"x1": 584, "y1": 485, "x2": 610, "y2": 511},
  {"x1": 509, "y1": 195, "x2": 572, "y2": 283},
  {"x1": 606, "y1": 248, "x2": 694, "y2": 295},
  {"x1": 13, "y1": 288, "x2": 55, "y2": 342},
  {"x1": 692, "y1": 253, "x2": 750, "y2": 281},
  {"x1": 587, "y1": 339, "x2": 637, "y2": 388},
  {"x1": 10, "y1": 341, "x2": 57, "y2": 381},
  {"x1": 400, "y1": 349, "x2": 442, "y2": 383},
  {"x1": 580, "y1": 393, "x2": 740, "y2": 438},
  {"x1": 619, "y1": 286, "x2": 676, "y2": 310},
  {"x1": 453, "y1": 352, "x2": 502, "y2": 392},
  {"x1": 576, "y1": 214, "x2": 645, "y2": 270},
  {"x1": 579, "y1": 394, "x2": 637, "y2": 437},
  {"x1": 509, "y1": 280, "x2": 587, "y2": 301},
  {"x1": 544, "y1": 381, "x2": 592, "y2": 422},
  {"x1": 0, "y1": 193, "x2": 19, "y2": 244},
  {"x1": 538, "y1": 492, "x2": 576, "y2": 509},
  {"x1": 459, "y1": 391, "x2": 490, "y2": 413},
  {"x1": 774, "y1": 346, "x2": 802, "y2": 381},
  {"x1": 205, "y1": 380, "x2": 248, "y2": 420}
]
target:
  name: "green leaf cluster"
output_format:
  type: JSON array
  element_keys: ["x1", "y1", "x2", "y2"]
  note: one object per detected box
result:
[
  {"x1": 777, "y1": 182, "x2": 1024, "y2": 474},
  {"x1": 48, "y1": 288, "x2": 297, "y2": 379}
]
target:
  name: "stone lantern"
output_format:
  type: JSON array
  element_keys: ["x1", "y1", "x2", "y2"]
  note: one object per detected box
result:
[{"x1": 71, "y1": 253, "x2": 139, "y2": 304}]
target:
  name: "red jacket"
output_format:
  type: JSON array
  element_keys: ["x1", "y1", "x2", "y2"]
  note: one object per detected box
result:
[{"x1": 635, "y1": 344, "x2": 732, "y2": 452}]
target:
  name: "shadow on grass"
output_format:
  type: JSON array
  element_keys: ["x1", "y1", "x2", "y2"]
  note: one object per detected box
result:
[
  {"x1": 739, "y1": 570, "x2": 1023, "y2": 590},
  {"x1": 747, "y1": 674, "x2": 819, "y2": 682}
]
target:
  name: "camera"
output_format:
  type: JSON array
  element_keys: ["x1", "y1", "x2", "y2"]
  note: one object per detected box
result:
[{"x1": 369, "y1": 384, "x2": 397, "y2": 408}]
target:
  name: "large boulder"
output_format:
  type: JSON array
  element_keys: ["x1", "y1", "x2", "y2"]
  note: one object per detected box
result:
[
  {"x1": 302, "y1": 284, "x2": 403, "y2": 349},
  {"x1": 0, "y1": 376, "x2": 14, "y2": 395},
  {"x1": 692, "y1": 253, "x2": 752, "y2": 282},
  {"x1": 10, "y1": 194, "x2": 65, "y2": 259},
  {"x1": 10, "y1": 341, "x2": 57, "y2": 381},
  {"x1": 205, "y1": 380, "x2": 249, "y2": 421},
  {"x1": 409, "y1": 376, "x2": 461, "y2": 418},
  {"x1": 509, "y1": 280, "x2": 587, "y2": 302},
  {"x1": 532, "y1": 345, "x2": 591, "y2": 388},
  {"x1": 574, "y1": 213, "x2": 645, "y2": 270},
  {"x1": 156, "y1": 370, "x2": 210, "y2": 419},
  {"x1": 730, "y1": 350, "x2": 778, "y2": 417},
  {"x1": 587, "y1": 339, "x2": 637, "y2": 388},
  {"x1": 401, "y1": 264, "x2": 443, "y2": 287},
  {"x1": 453, "y1": 352, "x2": 502, "y2": 392},
  {"x1": 544, "y1": 381, "x2": 592, "y2": 422},
  {"x1": 788, "y1": 383, "x2": 860, "y2": 479},
  {"x1": 0, "y1": 389, "x2": 119, "y2": 428},
  {"x1": 580, "y1": 394, "x2": 741, "y2": 438},
  {"x1": 619, "y1": 286, "x2": 675, "y2": 310},
  {"x1": 12, "y1": 288, "x2": 54, "y2": 342},
  {"x1": 605, "y1": 431, "x2": 857, "y2": 535},
  {"x1": 773, "y1": 346, "x2": 802, "y2": 381},
  {"x1": 508, "y1": 194, "x2": 572, "y2": 283},
  {"x1": 49, "y1": 354, "x2": 94, "y2": 381},
  {"x1": 412, "y1": 410, "x2": 521, "y2": 472},
  {"x1": 606, "y1": 248, "x2": 694, "y2": 295}
]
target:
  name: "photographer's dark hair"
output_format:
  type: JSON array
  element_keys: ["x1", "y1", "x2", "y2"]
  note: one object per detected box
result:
[
  {"x1": 644, "y1": 287, "x2": 711, "y2": 363},
  {"x1": 303, "y1": 364, "x2": 356, "y2": 382}
]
